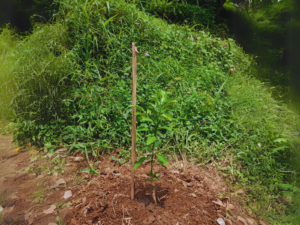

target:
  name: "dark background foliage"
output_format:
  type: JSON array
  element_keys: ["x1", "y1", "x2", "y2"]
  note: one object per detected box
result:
[{"x1": 0, "y1": 0, "x2": 57, "y2": 31}]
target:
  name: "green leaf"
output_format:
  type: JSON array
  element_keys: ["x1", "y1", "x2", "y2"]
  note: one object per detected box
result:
[
  {"x1": 274, "y1": 138, "x2": 287, "y2": 143},
  {"x1": 156, "y1": 154, "x2": 169, "y2": 165},
  {"x1": 141, "y1": 117, "x2": 154, "y2": 123},
  {"x1": 94, "y1": 161, "x2": 101, "y2": 165},
  {"x1": 25, "y1": 167, "x2": 30, "y2": 173},
  {"x1": 153, "y1": 175, "x2": 160, "y2": 181},
  {"x1": 227, "y1": 210, "x2": 233, "y2": 217},
  {"x1": 149, "y1": 96, "x2": 159, "y2": 104},
  {"x1": 158, "y1": 126, "x2": 170, "y2": 130},
  {"x1": 157, "y1": 160, "x2": 167, "y2": 169},
  {"x1": 133, "y1": 157, "x2": 147, "y2": 170},
  {"x1": 137, "y1": 127, "x2": 149, "y2": 132},
  {"x1": 160, "y1": 114, "x2": 174, "y2": 121},
  {"x1": 89, "y1": 168, "x2": 98, "y2": 174},
  {"x1": 104, "y1": 14, "x2": 118, "y2": 26},
  {"x1": 111, "y1": 156, "x2": 117, "y2": 161},
  {"x1": 147, "y1": 136, "x2": 157, "y2": 145},
  {"x1": 162, "y1": 98, "x2": 177, "y2": 110},
  {"x1": 272, "y1": 146, "x2": 287, "y2": 153},
  {"x1": 135, "y1": 112, "x2": 147, "y2": 117}
]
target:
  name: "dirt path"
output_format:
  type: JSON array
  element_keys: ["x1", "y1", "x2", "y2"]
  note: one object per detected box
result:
[
  {"x1": 0, "y1": 135, "x2": 75, "y2": 225},
  {"x1": 0, "y1": 135, "x2": 270, "y2": 225}
]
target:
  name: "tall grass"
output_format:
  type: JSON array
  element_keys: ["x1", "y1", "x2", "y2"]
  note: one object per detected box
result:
[
  {"x1": 0, "y1": 27, "x2": 18, "y2": 121},
  {"x1": 0, "y1": 23, "x2": 71, "y2": 142}
]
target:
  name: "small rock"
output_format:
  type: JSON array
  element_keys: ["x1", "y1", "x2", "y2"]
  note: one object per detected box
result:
[
  {"x1": 43, "y1": 205, "x2": 56, "y2": 214},
  {"x1": 217, "y1": 218, "x2": 225, "y2": 225},
  {"x1": 63, "y1": 191, "x2": 72, "y2": 199},
  {"x1": 56, "y1": 178, "x2": 66, "y2": 186},
  {"x1": 190, "y1": 193, "x2": 197, "y2": 198},
  {"x1": 74, "y1": 157, "x2": 84, "y2": 162}
]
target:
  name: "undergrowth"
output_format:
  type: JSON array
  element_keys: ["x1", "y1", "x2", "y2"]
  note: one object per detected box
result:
[
  {"x1": 0, "y1": 26, "x2": 18, "y2": 121},
  {"x1": 0, "y1": 0, "x2": 299, "y2": 223}
]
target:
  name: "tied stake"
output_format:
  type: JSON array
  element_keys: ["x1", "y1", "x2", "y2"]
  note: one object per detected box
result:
[{"x1": 131, "y1": 42, "x2": 138, "y2": 200}]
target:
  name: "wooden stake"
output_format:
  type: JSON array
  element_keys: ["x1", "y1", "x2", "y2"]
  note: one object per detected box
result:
[{"x1": 131, "y1": 42, "x2": 138, "y2": 200}]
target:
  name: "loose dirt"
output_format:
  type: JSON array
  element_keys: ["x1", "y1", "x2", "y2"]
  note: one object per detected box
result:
[
  {"x1": 0, "y1": 135, "x2": 76, "y2": 225},
  {"x1": 0, "y1": 135, "x2": 270, "y2": 225},
  {"x1": 65, "y1": 153, "x2": 270, "y2": 225}
]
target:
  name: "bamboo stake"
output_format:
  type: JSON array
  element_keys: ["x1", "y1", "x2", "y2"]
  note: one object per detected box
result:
[{"x1": 131, "y1": 42, "x2": 138, "y2": 200}]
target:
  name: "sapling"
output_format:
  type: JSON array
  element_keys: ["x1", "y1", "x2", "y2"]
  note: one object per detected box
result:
[{"x1": 133, "y1": 90, "x2": 177, "y2": 204}]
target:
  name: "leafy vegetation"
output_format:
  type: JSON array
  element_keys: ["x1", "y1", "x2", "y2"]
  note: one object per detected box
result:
[
  {"x1": 0, "y1": 0, "x2": 300, "y2": 223},
  {"x1": 0, "y1": 26, "x2": 18, "y2": 121},
  {"x1": 223, "y1": 0, "x2": 300, "y2": 104},
  {"x1": 133, "y1": 90, "x2": 176, "y2": 204}
]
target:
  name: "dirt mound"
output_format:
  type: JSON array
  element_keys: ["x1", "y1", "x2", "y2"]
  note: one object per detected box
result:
[{"x1": 65, "y1": 155, "x2": 270, "y2": 225}]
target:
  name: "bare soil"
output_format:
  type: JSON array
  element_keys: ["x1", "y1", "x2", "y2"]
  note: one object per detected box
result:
[
  {"x1": 0, "y1": 135, "x2": 270, "y2": 225},
  {"x1": 65, "y1": 153, "x2": 270, "y2": 225},
  {"x1": 0, "y1": 135, "x2": 76, "y2": 225}
]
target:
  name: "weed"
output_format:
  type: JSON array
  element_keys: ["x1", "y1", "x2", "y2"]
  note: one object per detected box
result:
[
  {"x1": 56, "y1": 216, "x2": 65, "y2": 225},
  {"x1": 33, "y1": 187, "x2": 45, "y2": 203}
]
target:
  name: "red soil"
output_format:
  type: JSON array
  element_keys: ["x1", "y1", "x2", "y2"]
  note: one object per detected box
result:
[{"x1": 65, "y1": 154, "x2": 270, "y2": 225}]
